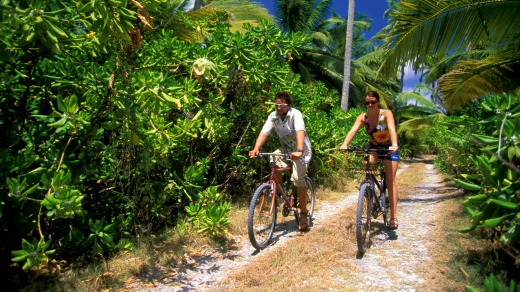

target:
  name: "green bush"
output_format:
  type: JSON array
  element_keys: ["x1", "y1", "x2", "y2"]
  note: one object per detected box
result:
[
  {"x1": 453, "y1": 93, "x2": 520, "y2": 286},
  {"x1": 0, "y1": 0, "x2": 366, "y2": 274}
]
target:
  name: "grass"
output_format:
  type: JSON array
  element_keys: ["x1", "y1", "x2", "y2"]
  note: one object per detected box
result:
[
  {"x1": 15, "y1": 156, "x2": 495, "y2": 291},
  {"x1": 18, "y1": 175, "x2": 360, "y2": 291},
  {"x1": 217, "y1": 203, "x2": 359, "y2": 291}
]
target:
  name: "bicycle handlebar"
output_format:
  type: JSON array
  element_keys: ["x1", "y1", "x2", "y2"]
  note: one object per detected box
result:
[
  {"x1": 339, "y1": 146, "x2": 392, "y2": 154},
  {"x1": 255, "y1": 152, "x2": 291, "y2": 158}
]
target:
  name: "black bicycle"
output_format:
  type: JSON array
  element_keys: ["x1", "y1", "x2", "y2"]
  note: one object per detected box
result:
[
  {"x1": 247, "y1": 152, "x2": 316, "y2": 250},
  {"x1": 341, "y1": 146, "x2": 390, "y2": 254}
]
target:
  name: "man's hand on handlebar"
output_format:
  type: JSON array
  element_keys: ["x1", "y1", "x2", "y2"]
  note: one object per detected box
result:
[
  {"x1": 289, "y1": 151, "x2": 303, "y2": 160},
  {"x1": 249, "y1": 150, "x2": 259, "y2": 158}
]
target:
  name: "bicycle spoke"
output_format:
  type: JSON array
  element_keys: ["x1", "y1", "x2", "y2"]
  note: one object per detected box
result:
[
  {"x1": 248, "y1": 184, "x2": 277, "y2": 250},
  {"x1": 356, "y1": 183, "x2": 372, "y2": 254}
]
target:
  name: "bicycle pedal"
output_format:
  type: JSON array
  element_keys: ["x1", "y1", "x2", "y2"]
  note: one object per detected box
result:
[{"x1": 282, "y1": 205, "x2": 290, "y2": 217}]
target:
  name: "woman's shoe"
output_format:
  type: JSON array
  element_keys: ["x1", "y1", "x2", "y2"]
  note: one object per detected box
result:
[
  {"x1": 389, "y1": 218, "x2": 399, "y2": 229},
  {"x1": 299, "y1": 212, "x2": 309, "y2": 231}
]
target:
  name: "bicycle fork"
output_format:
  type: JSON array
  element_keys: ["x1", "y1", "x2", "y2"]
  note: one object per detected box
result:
[{"x1": 255, "y1": 183, "x2": 277, "y2": 219}]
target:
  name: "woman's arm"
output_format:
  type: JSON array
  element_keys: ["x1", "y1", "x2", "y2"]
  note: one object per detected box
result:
[
  {"x1": 385, "y1": 110, "x2": 399, "y2": 151},
  {"x1": 341, "y1": 113, "x2": 364, "y2": 148}
]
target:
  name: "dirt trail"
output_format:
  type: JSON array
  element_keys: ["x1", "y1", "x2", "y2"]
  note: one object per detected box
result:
[
  {"x1": 342, "y1": 162, "x2": 462, "y2": 290},
  {"x1": 131, "y1": 157, "x2": 463, "y2": 291}
]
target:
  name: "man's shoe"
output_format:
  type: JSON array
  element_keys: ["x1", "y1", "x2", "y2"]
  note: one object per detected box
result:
[{"x1": 299, "y1": 212, "x2": 309, "y2": 231}]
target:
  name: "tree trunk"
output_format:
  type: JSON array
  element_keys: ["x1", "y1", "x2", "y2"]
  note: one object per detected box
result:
[{"x1": 341, "y1": 0, "x2": 355, "y2": 111}]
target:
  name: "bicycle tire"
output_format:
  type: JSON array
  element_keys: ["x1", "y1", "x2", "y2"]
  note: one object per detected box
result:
[
  {"x1": 248, "y1": 183, "x2": 277, "y2": 250},
  {"x1": 356, "y1": 182, "x2": 373, "y2": 254},
  {"x1": 381, "y1": 179, "x2": 390, "y2": 226},
  {"x1": 305, "y1": 177, "x2": 316, "y2": 220}
]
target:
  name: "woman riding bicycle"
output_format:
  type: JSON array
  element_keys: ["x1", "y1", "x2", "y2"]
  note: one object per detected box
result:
[
  {"x1": 340, "y1": 90, "x2": 400, "y2": 229},
  {"x1": 249, "y1": 91, "x2": 312, "y2": 231}
]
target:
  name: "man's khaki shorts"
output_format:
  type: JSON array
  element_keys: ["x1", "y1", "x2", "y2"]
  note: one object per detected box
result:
[{"x1": 272, "y1": 148, "x2": 310, "y2": 187}]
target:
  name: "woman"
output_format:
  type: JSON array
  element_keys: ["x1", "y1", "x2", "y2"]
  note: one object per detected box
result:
[{"x1": 340, "y1": 91, "x2": 400, "y2": 229}]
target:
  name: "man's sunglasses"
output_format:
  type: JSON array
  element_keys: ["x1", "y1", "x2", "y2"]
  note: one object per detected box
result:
[
  {"x1": 365, "y1": 101, "x2": 378, "y2": 106},
  {"x1": 275, "y1": 103, "x2": 288, "y2": 107}
]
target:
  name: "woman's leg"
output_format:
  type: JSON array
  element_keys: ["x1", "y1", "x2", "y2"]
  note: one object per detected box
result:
[{"x1": 384, "y1": 159, "x2": 399, "y2": 222}]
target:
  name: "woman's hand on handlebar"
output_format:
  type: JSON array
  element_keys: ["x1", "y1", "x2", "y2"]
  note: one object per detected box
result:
[{"x1": 339, "y1": 144, "x2": 348, "y2": 152}]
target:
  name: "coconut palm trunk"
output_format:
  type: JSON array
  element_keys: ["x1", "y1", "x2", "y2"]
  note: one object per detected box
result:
[{"x1": 341, "y1": 0, "x2": 355, "y2": 111}]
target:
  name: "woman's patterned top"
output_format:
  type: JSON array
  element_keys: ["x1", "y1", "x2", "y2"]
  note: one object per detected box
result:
[{"x1": 364, "y1": 109, "x2": 391, "y2": 146}]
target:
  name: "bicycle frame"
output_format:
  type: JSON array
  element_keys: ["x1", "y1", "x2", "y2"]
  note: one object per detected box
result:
[
  {"x1": 259, "y1": 153, "x2": 296, "y2": 217},
  {"x1": 341, "y1": 146, "x2": 391, "y2": 254},
  {"x1": 248, "y1": 152, "x2": 316, "y2": 250},
  {"x1": 362, "y1": 153, "x2": 386, "y2": 214},
  {"x1": 344, "y1": 146, "x2": 389, "y2": 217}
]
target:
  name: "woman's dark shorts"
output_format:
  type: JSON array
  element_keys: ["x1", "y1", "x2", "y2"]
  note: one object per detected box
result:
[{"x1": 369, "y1": 143, "x2": 401, "y2": 162}]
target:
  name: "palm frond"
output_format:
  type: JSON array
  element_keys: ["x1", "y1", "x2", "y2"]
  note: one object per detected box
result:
[
  {"x1": 380, "y1": 0, "x2": 520, "y2": 76},
  {"x1": 427, "y1": 49, "x2": 493, "y2": 82},
  {"x1": 305, "y1": 0, "x2": 333, "y2": 32},
  {"x1": 396, "y1": 91, "x2": 437, "y2": 108},
  {"x1": 397, "y1": 113, "x2": 445, "y2": 138},
  {"x1": 438, "y1": 49, "x2": 520, "y2": 112}
]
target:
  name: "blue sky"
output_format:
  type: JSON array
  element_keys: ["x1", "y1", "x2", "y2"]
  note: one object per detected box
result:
[
  {"x1": 256, "y1": 0, "x2": 390, "y2": 39},
  {"x1": 256, "y1": 0, "x2": 421, "y2": 91}
]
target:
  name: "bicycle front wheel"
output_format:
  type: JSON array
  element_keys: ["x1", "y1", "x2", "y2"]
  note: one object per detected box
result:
[
  {"x1": 356, "y1": 182, "x2": 373, "y2": 254},
  {"x1": 248, "y1": 183, "x2": 277, "y2": 250},
  {"x1": 381, "y1": 179, "x2": 390, "y2": 227}
]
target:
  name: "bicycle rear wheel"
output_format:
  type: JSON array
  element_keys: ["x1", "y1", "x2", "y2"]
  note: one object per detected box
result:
[
  {"x1": 305, "y1": 177, "x2": 316, "y2": 220},
  {"x1": 248, "y1": 183, "x2": 277, "y2": 250},
  {"x1": 356, "y1": 182, "x2": 373, "y2": 254}
]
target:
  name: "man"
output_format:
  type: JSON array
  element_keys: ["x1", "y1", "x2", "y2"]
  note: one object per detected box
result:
[{"x1": 249, "y1": 91, "x2": 312, "y2": 231}]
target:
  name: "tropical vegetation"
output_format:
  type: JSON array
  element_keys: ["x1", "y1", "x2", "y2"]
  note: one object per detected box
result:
[{"x1": 1, "y1": 0, "x2": 519, "y2": 290}]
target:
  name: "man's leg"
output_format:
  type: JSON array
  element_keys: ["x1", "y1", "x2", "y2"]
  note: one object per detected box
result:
[
  {"x1": 292, "y1": 159, "x2": 309, "y2": 229},
  {"x1": 272, "y1": 148, "x2": 288, "y2": 194},
  {"x1": 296, "y1": 186, "x2": 307, "y2": 214}
]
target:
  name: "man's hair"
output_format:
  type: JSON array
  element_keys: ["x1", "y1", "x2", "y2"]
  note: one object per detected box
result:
[{"x1": 275, "y1": 91, "x2": 293, "y2": 105}]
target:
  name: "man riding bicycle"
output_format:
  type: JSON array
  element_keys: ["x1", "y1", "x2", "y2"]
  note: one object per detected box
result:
[{"x1": 249, "y1": 91, "x2": 312, "y2": 231}]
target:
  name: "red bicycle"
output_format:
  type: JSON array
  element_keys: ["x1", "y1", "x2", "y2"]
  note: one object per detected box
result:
[{"x1": 247, "y1": 152, "x2": 315, "y2": 250}]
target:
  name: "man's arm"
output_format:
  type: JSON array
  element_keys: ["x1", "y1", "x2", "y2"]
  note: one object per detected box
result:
[
  {"x1": 290, "y1": 130, "x2": 305, "y2": 160},
  {"x1": 249, "y1": 133, "x2": 268, "y2": 158}
]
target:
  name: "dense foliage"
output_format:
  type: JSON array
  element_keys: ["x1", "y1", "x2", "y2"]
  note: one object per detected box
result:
[
  {"x1": 2, "y1": 0, "x2": 519, "y2": 290},
  {"x1": 426, "y1": 93, "x2": 520, "y2": 287},
  {"x1": 0, "y1": 0, "x2": 371, "y2": 277}
]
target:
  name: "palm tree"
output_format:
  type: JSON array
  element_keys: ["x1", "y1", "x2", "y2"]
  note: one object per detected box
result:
[
  {"x1": 274, "y1": 0, "x2": 341, "y2": 83},
  {"x1": 341, "y1": 0, "x2": 355, "y2": 111},
  {"x1": 390, "y1": 84, "x2": 446, "y2": 146},
  {"x1": 379, "y1": 0, "x2": 520, "y2": 112},
  {"x1": 274, "y1": 0, "x2": 398, "y2": 107}
]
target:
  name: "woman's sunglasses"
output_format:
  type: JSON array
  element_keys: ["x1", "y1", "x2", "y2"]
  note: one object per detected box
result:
[{"x1": 365, "y1": 101, "x2": 378, "y2": 106}]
